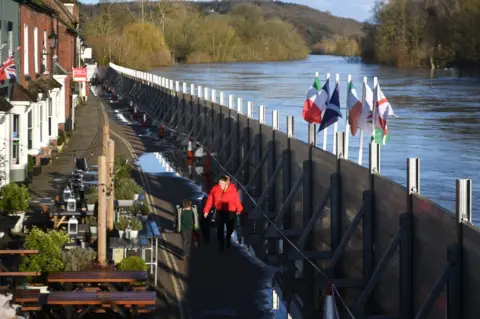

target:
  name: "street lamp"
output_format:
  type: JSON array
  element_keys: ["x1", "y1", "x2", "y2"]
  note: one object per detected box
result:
[{"x1": 48, "y1": 29, "x2": 58, "y2": 51}]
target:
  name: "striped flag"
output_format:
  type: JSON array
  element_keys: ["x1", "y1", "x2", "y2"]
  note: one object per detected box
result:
[
  {"x1": 318, "y1": 82, "x2": 342, "y2": 132},
  {"x1": 302, "y1": 77, "x2": 329, "y2": 124},
  {"x1": 346, "y1": 81, "x2": 362, "y2": 136},
  {"x1": 373, "y1": 84, "x2": 395, "y2": 145},
  {"x1": 0, "y1": 46, "x2": 20, "y2": 81}
]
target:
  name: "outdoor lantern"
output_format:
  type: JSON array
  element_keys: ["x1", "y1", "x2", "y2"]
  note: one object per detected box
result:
[
  {"x1": 48, "y1": 29, "x2": 58, "y2": 50},
  {"x1": 68, "y1": 216, "x2": 79, "y2": 235},
  {"x1": 80, "y1": 40, "x2": 86, "y2": 53},
  {"x1": 67, "y1": 198, "x2": 76, "y2": 212},
  {"x1": 63, "y1": 186, "x2": 72, "y2": 202}
]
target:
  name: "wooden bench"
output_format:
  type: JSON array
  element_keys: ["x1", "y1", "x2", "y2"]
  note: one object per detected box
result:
[
  {"x1": 0, "y1": 272, "x2": 40, "y2": 277},
  {"x1": 0, "y1": 289, "x2": 42, "y2": 312},
  {"x1": 48, "y1": 271, "x2": 147, "y2": 283},
  {"x1": 47, "y1": 291, "x2": 156, "y2": 306},
  {"x1": 0, "y1": 250, "x2": 39, "y2": 256}
]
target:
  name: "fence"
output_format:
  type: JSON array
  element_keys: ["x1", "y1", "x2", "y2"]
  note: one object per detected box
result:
[{"x1": 104, "y1": 63, "x2": 479, "y2": 319}]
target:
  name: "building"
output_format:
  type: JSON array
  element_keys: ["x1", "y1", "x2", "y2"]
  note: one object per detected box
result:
[{"x1": 0, "y1": 0, "x2": 80, "y2": 186}]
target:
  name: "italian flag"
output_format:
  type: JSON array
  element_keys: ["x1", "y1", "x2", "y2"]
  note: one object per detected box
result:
[
  {"x1": 346, "y1": 81, "x2": 363, "y2": 136},
  {"x1": 302, "y1": 77, "x2": 329, "y2": 124},
  {"x1": 372, "y1": 84, "x2": 395, "y2": 145}
]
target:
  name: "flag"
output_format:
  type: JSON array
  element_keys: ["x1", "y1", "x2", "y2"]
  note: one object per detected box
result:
[
  {"x1": 302, "y1": 77, "x2": 329, "y2": 124},
  {"x1": 347, "y1": 81, "x2": 363, "y2": 136},
  {"x1": 0, "y1": 46, "x2": 20, "y2": 81},
  {"x1": 372, "y1": 84, "x2": 395, "y2": 145},
  {"x1": 318, "y1": 82, "x2": 342, "y2": 132},
  {"x1": 357, "y1": 82, "x2": 374, "y2": 134}
]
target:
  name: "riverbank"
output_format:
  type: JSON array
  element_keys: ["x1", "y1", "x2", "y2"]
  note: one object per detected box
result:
[{"x1": 83, "y1": 3, "x2": 308, "y2": 70}]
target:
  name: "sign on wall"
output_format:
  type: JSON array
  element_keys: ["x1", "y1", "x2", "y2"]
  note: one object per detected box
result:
[{"x1": 73, "y1": 68, "x2": 88, "y2": 82}]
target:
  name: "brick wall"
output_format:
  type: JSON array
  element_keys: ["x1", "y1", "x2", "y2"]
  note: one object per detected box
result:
[
  {"x1": 57, "y1": 23, "x2": 75, "y2": 128},
  {"x1": 19, "y1": 6, "x2": 52, "y2": 86}
]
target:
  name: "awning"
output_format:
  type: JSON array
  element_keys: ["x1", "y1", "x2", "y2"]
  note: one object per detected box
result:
[
  {"x1": 10, "y1": 82, "x2": 37, "y2": 103},
  {"x1": 35, "y1": 74, "x2": 63, "y2": 90},
  {"x1": 0, "y1": 97, "x2": 13, "y2": 112}
]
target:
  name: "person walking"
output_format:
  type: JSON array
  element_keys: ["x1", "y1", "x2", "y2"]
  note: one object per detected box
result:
[
  {"x1": 177, "y1": 199, "x2": 199, "y2": 260},
  {"x1": 203, "y1": 175, "x2": 243, "y2": 252}
]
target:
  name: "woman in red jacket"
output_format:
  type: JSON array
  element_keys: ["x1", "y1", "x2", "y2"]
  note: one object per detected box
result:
[{"x1": 203, "y1": 175, "x2": 243, "y2": 252}]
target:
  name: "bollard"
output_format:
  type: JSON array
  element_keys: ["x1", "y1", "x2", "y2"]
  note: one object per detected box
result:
[{"x1": 187, "y1": 139, "x2": 194, "y2": 159}]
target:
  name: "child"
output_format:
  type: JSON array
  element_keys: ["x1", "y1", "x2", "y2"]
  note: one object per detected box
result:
[{"x1": 176, "y1": 199, "x2": 199, "y2": 259}]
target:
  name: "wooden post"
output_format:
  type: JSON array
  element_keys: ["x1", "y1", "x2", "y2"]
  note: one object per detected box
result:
[
  {"x1": 102, "y1": 125, "x2": 109, "y2": 156},
  {"x1": 97, "y1": 155, "x2": 107, "y2": 265},
  {"x1": 107, "y1": 139, "x2": 115, "y2": 230}
]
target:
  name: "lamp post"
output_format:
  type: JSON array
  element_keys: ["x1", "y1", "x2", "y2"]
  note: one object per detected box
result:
[{"x1": 48, "y1": 29, "x2": 58, "y2": 73}]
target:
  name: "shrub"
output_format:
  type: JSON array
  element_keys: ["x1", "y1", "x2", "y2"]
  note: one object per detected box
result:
[
  {"x1": 20, "y1": 228, "x2": 69, "y2": 280},
  {"x1": 115, "y1": 178, "x2": 142, "y2": 200},
  {"x1": 62, "y1": 247, "x2": 97, "y2": 271},
  {"x1": 114, "y1": 156, "x2": 132, "y2": 184},
  {"x1": 118, "y1": 256, "x2": 147, "y2": 271},
  {"x1": 130, "y1": 218, "x2": 143, "y2": 231},
  {"x1": 87, "y1": 186, "x2": 98, "y2": 204},
  {"x1": 0, "y1": 183, "x2": 31, "y2": 214}
]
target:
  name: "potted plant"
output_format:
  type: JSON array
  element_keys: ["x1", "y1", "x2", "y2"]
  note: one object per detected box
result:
[
  {"x1": 0, "y1": 183, "x2": 31, "y2": 234},
  {"x1": 129, "y1": 218, "x2": 143, "y2": 239},
  {"x1": 87, "y1": 216, "x2": 97, "y2": 235},
  {"x1": 118, "y1": 256, "x2": 147, "y2": 271},
  {"x1": 132, "y1": 203, "x2": 150, "y2": 221},
  {"x1": 62, "y1": 247, "x2": 96, "y2": 271},
  {"x1": 115, "y1": 217, "x2": 129, "y2": 238},
  {"x1": 87, "y1": 186, "x2": 98, "y2": 212},
  {"x1": 20, "y1": 227, "x2": 69, "y2": 293},
  {"x1": 118, "y1": 256, "x2": 148, "y2": 291},
  {"x1": 116, "y1": 178, "x2": 143, "y2": 207}
]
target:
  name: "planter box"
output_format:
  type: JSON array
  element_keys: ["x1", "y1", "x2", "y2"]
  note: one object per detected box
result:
[
  {"x1": 87, "y1": 204, "x2": 95, "y2": 212},
  {"x1": 25, "y1": 285, "x2": 49, "y2": 294},
  {"x1": 117, "y1": 200, "x2": 134, "y2": 207}
]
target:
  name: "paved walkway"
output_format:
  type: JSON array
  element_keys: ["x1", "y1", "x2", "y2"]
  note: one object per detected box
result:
[
  {"x1": 103, "y1": 96, "x2": 274, "y2": 319},
  {"x1": 28, "y1": 94, "x2": 105, "y2": 200}
]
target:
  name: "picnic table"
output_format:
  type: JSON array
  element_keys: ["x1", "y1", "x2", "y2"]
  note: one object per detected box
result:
[
  {"x1": 0, "y1": 250, "x2": 40, "y2": 277},
  {"x1": 48, "y1": 271, "x2": 148, "y2": 292},
  {"x1": 47, "y1": 291, "x2": 155, "y2": 318}
]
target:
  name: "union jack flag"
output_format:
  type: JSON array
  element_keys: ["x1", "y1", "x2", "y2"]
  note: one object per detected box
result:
[{"x1": 0, "y1": 46, "x2": 21, "y2": 81}]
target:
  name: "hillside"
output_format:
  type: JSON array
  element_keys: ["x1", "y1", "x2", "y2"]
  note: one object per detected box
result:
[
  {"x1": 80, "y1": 1, "x2": 364, "y2": 49},
  {"x1": 194, "y1": 1, "x2": 364, "y2": 47}
]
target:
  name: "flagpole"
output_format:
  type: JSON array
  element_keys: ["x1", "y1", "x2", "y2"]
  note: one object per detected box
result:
[
  {"x1": 332, "y1": 73, "x2": 339, "y2": 155},
  {"x1": 358, "y1": 76, "x2": 367, "y2": 166},
  {"x1": 323, "y1": 72, "x2": 330, "y2": 151},
  {"x1": 373, "y1": 77, "x2": 378, "y2": 139},
  {"x1": 345, "y1": 74, "x2": 351, "y2": 160}
]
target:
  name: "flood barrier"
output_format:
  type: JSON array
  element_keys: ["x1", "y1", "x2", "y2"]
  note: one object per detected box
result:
[{"x1": 104, "y1": 63, "x2": 479, "y2": 319}]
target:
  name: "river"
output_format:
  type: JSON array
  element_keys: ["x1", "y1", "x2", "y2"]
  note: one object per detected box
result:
[{"x1": 151, "y1": 55, "x2": 480, "y2": 223}]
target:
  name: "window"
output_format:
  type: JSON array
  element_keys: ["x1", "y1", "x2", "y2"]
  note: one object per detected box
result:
[
  {"x1": 42, "y1": 30, "x2": 47, "y2": 71},
  {"x1": 8, "y1": 22, "x2": 13, "y2": 56},
  {"x1": 12, "y1": 115, "x2": 20, "y2": 165},
  {"x1": 28, "y1": 111, "x2": 33, "y2": 149},
  {"x1": 39, "y1": 104, "x2": 43, "y2": 143},
  {"x1": 24, "y1": 24, "x2": 29, "y2": 75},
  {"x1": 34, "y1": 27, "x2": 39, "y2": 74},
  {"x1": 48, "y1": 101, "x2": 52, "y2": 136}
]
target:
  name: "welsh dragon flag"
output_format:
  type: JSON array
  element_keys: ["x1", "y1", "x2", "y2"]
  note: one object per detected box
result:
[
  {"x1": 347, "y1": 81, "x2": 362, "y2": 136},
  {"x1": 373, "y1": 84, "x2": 395, "y2": 145},
  {"x1": 302, "y1": 77, "x2": 329, "y2": 124}
]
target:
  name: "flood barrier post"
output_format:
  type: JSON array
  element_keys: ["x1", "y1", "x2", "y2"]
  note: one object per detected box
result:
[
  {"x1": 453, "y1": 178, "x2": 471, "y2": 319},
  {"x1": 308, "y1": 123, "x2": 316, "y2": 146},
  {"x1": 400, "y1": 158, "x2": 418, "y2": 319}
]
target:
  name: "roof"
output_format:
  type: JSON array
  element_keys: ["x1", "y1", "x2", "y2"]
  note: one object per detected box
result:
[
  {"x1": 18, "y1": 0, "x2": 78, "y2": 30},
  {"x1": 27, "y1": 79, "x2": 49, "y2": 98},
  {"x1": 0, "y1": 97, "x2": 13, "y2": 112},
  {"x1": 54, "y1": 62, "x2": 68, "y2": 75},
  {"x1": 10, "y1": 82, "x2": 37, "y2": 102},
  {"x1": 35, "y1": 74, "x2": 63, "y2": 90}
]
